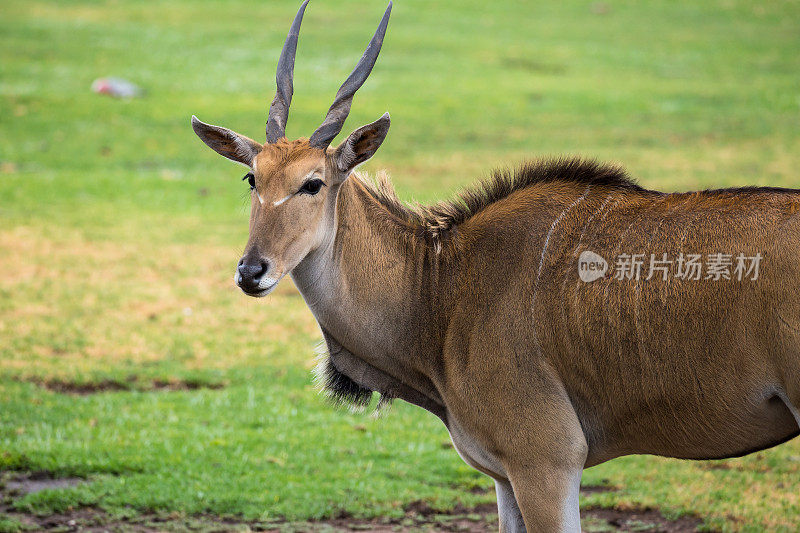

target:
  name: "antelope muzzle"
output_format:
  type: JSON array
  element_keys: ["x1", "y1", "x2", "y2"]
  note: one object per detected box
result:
[{"x1": 236, "y1": 251, "x2": 275, "y2": 296}]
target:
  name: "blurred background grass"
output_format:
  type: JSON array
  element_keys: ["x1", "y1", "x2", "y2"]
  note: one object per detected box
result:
[{"x1": 1, "y1": 0, "x2": 799, "y2": 531}]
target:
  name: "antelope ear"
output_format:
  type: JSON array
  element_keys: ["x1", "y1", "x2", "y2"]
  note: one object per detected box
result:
[
  {"x1": 332, "y1": 113, "x2": 390, "y2": 178},
  {"x1": 191, "y1": 116, "x2": 262, "y2": 168}
]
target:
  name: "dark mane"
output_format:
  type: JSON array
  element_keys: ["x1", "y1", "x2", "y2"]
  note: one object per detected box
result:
[{"x1": 357, "y1": 157, "x2": 641, "y2": 241}]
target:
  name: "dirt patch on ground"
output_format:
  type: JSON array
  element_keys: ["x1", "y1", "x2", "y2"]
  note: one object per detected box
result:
[
  {"x1": 579, "y1": 484, "x2": 618, "y2": 495},
  {"x1": 26, "y1": 377, "x2": 226, "y2": 395},
  {"x1": 0, "y1": 475, "x2": 704, "y2": 532},
  {"x1": 0, "y1": 505, "x2": 706, "y2": 533},
  {"x1": 2, "y1": 471, "x2": 84, "y2": 496},
  {"x1": 582, "y1": 507, "x2": 704, "y2": 532}
]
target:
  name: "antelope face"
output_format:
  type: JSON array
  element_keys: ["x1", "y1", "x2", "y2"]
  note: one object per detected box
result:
[
  {"x1": 191, "y1": 1, "x2": 392, "y2": 297},
  {"x1": 235, "y1": 142, "x2": 326, "y2": 295}
]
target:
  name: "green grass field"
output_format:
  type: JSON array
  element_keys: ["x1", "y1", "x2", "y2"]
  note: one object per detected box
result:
[{"x1": 1, "y1": 0, "x2": 800, "y2": 531}]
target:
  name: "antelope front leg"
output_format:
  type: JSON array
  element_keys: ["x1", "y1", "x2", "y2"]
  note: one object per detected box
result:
[
  {"x1": 495, "y1": 478, "x2": 526, "y2": 533},
  {"x1": 499, "y1": 384, "x2": 588, "y2": 532},
  {"x1": 506, "y1": 460, "x2": 583, "y2": 532}
]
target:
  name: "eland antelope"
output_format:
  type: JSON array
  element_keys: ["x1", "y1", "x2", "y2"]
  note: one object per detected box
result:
[{"x1": 191, "y1": 2, "x2": 800, "y2": 531}]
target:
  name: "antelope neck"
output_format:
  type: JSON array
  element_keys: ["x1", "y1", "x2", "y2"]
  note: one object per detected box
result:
[{"x1": 290, "y1": 178, "x2": 447, "y2": 417}]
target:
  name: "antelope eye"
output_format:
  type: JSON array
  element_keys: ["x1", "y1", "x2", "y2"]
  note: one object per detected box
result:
[
  {"x1": 242, "y1": 172, "x2": 255, "y2": 190},
  {"x1": 299, "y1": 178, "x2": 325, "y2": 195}
]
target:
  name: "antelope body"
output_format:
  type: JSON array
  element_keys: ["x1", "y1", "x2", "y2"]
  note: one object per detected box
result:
[{"x1": 192, "y1": 3, "x2": 800, "y2": 531}]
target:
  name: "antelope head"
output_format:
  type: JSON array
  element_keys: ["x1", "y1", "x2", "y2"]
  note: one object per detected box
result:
[{"x1": 192, "y1": 0, "x2": 392, "y2": 296}]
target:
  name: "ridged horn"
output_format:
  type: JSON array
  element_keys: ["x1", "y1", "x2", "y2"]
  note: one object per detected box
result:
[
  {"x1": 266, "y1": 0, "x2": 310, "y2": 144},
  {"x1": 308, "y1": 2, "x2": 392, "y2": 149}
]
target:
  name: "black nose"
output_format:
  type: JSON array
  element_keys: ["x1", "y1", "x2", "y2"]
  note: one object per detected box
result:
[{"x1": 237, "y1": 257, "x2": 269, "y2": 291}]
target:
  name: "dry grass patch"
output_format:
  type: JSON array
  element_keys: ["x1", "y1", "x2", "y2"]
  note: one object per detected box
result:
[{"x1": 0, "y1": 226, "x2": 319, "y2": 380}]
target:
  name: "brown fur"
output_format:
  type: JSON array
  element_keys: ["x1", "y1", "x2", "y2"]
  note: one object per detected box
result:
[
  {"x1": 192, "y1": 32, "x2": 800, "y2": 529},
  {"x1": 193, "y1": 119, "x2": 800, "y2": 531},
  {"x1": 323, "y1": 168, "x2": 800, "y2": 532},
  {"x1": 259, "y1": 137, "x2": 321, "y2": 163}
]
